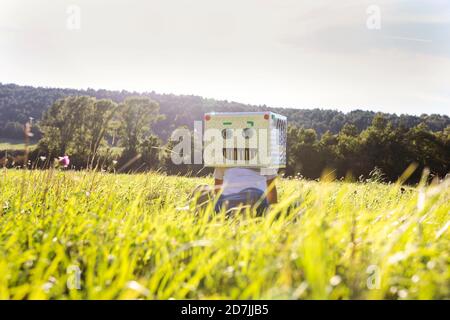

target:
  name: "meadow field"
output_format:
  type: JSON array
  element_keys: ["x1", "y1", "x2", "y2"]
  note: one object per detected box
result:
[
  {"x1": 0, "y1": 138, "x2": 37, "y2": 151},
  {"x1": 0, "y1": 169, "x2": 448, "y2": 299}
]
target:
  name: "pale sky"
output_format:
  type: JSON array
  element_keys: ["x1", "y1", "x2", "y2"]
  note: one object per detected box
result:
[{"x1": 1, "y1": 0, "x2": 449, "y2": 115}]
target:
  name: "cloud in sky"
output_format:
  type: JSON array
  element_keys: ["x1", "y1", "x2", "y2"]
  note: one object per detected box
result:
[{"x1": 0, "y1": 0, "x2": 449, "y2": 115}]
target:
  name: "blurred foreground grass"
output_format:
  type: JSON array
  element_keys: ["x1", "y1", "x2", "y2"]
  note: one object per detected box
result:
[{"x1": 0, "y1": 169, "x2": 448, "y2": 299}]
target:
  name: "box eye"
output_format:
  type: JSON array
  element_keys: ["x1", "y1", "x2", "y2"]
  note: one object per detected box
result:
[
  {"x1": 221, "y1": 128, "x2": 233, "y2": 139},
  {"x1": 242, "y1": 128, "x2": 255, "y2": 139}
]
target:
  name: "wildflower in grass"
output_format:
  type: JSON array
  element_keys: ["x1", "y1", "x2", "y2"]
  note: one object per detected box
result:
[
  {"x1": 58, "y1": 155, "x2": 70, "y2": 168},
  {"x1": 40, "y1": 156, "x2": 47, "y2": 161},
  {"x1": 126, "y1": 281, "x2": 150, "y2": 297},
  {"x1": 330, "y1": 275, "x2": 342, "y2": 286}
]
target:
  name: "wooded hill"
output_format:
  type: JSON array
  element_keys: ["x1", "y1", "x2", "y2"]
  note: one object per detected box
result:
[{"x1": 1, "y1": 83, "x2": 449, "y2": 140}]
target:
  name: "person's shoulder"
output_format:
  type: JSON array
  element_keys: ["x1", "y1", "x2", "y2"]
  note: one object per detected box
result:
[
  {"x1": 214, "y1": 167, "x2": 225, "y2": 179},
  {"x1": 258, "y1": 168, "x2": 278, "y2": 180}
]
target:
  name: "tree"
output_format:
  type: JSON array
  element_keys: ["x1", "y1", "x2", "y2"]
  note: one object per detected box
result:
[
  {"x1": 86, "y1": 99, "x2": 119, "y2": 165},
  {"x1": 139, "y1": 135, "x2": 163, "y2": 171},
  {"x1": 118, "y1": 97, "x2": 160, "y2": 155},
  {"x1": 37, "y1": 96, "x2": 118, "y2": 168},
  {"x1": 406, "y1": 124, "x2": 450, "y2": 179},
  {"x1": 39, "y1": 96, "x2": 95, "y2": 157},
  {"x1": 286, "y1": 126, "x2": 324, "y2": 178}
]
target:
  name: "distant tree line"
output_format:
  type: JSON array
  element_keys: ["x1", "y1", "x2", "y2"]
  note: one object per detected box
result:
[
  {"x1": 285, "y1": 117, "x2": 449, "y2": 182},
  {"x1": 0, "y1": 83, "x2": 449, "y2": 183},
  {"x1": 29, "y1": 96, "x2": 165, "y2": 173}
]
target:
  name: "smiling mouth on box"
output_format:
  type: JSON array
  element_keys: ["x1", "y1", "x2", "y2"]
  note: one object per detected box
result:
[{"x1": 222, "y1": 148, "x2": 258, "y2": 161}]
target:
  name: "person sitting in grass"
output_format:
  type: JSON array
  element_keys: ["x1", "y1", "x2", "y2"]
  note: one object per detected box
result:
[
  {"x1": 214, "y1": 167, "x2": 278, "y2": 214},
  {"x1": 189, "y1": 167, "x2": 278, "y2": 215}
]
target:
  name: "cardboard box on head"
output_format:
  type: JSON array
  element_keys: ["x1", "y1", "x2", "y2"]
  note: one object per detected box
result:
[{"x1": 203, "y1": 112, "x2": 287, "y2": 169}]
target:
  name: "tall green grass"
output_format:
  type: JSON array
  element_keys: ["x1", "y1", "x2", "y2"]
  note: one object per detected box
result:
[{"x1": 0, "y1": 169, "x2": 448, "y2": 299}]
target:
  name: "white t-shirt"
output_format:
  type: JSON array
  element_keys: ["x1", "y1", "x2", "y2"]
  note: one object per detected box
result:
[{"x1": 214, "y1": 168, "x2": 277, "y2": 195}]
